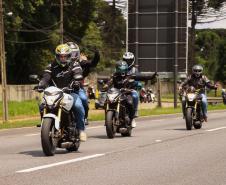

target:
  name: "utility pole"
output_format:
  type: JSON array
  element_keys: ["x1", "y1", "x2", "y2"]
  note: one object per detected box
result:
[
  {"x1": 52, "y1": 0, "x2": 72, "y2": 44},
  {"x1": 0, "y1": 0, "x2": 8, "y2": 122},
  {"x1": 60, "y1": 0, "x2": 63, "y2": 44},
  {"x1": 174, "y1": 0, "x2": 179, "y2": 108}
]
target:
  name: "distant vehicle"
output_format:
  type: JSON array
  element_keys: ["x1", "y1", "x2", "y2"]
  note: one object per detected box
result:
[
  {"x1": 87, "y1": 85, "x2": 96, "y2": 100},
  {"x1": 140, "y1": 87, "x2": 147, "y2": 103},
  {"x1": 95, "y1": 80, "x2": 108, "y2": 109},
  {"x1": 222, "y1": 89, "x2": 226, "y2": 105},
  {"x1": 146, "y1": 88, "x2": 156, "y2": 103}
]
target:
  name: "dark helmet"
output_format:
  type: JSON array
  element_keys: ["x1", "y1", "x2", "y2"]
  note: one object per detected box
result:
[
  {"x1": 122, "y1": 52, "x2": 135, "y2": 68},
  {"x1": 66, "y1": 42, "x2": 80, "y2": 62},
  {"x1": 115, "y1": 60, "x2": 128, "y2": 75},
  {"x1": 192, "y1": 65, "x2": 203, "y2": 78},
  {"x1": 55, "y1": 44, "x2": 72, "y2": 67}
]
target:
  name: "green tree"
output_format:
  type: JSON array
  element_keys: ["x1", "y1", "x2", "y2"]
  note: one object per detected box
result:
[
  {"x1": 216, "y1": 38, "x2": 226, "y2": 83},
  {"x1": 195, "y1": 30, "x2": 220, "y2": 80}
]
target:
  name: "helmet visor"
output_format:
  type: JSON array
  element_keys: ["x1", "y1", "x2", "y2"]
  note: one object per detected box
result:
[{"x1": 56, "y1": 54, "x2": 71, "y2": 66}]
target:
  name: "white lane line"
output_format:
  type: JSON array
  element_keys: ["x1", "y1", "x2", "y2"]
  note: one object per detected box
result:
[
  {"x1": 155, "y1": 140, "x2": 162, "y2": 142},
  {"x1": 87, "y1": 126, "x2": 104, "y2": 130},
  {"x1": 16, "y1": 153, "x2": 105, "y2": 173},
  {"x1": 206, "y1": 127, "x2": 226, "y2": 132},
  {"x1": 25, "y1": 133, "x2": 39, "y2": 137}
]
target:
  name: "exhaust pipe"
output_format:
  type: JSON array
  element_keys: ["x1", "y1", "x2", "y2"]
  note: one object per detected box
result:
[
  {"x1": 60, "y1": 142, "x2": 73, "y2": 148},
  {"x1": 119, "y1": 127, "x2": 127, "y2": 133}
]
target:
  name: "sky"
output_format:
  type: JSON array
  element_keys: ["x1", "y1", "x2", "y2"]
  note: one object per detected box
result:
[
  {"x1": 105, "y1": 0, "x2": 226, "y2": 29},
  {"x1": 196, "y1": 19, "x2": 226, "y2": 29}
]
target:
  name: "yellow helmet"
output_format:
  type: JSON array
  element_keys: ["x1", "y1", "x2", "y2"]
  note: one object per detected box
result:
[{"x1": 55, "y1": 44, "x2": 72, "y2": 67}]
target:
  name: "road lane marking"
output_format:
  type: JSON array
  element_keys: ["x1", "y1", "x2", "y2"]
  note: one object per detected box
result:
[
  {"x1": 25, "y1": 133, "x2": 39, "y2": 137},
  {"x1": 87, "y1": 126, "x2": 104, "y2": 130},
  {"x1": 206, "y1": 127, "x2": 226, "y2": 132},
  {"x1": 16, "y1": 153, "x2": 105, "y2": 173},
  {"x1": 155, "y1": 140, "x2": 162, "y2": 142}
]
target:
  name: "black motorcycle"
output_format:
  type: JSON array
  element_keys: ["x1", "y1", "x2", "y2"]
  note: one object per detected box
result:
[
  {"x1": 105, "y1": 86, "x2": 134, "y2": 138},
  {"x1": 222, "y1": 90, "x2": 226, "y2": 105},
  {"x1": 184, "y1": 86, "x2": 203, "y2": 130}
]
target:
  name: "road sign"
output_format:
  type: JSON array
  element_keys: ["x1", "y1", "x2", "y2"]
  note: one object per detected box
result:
[{"x1": 128, "y1": 0, "x2": 188, "y2": 75}]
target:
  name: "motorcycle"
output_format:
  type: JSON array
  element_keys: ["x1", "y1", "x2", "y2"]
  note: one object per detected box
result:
[
  {"x1": 140, "y1": 87, "x2": 147, "y2": 103},
  {"x1": 222, "y1": 89, "x2": 226, "y2": 105},
  {"x1": 146, "y1": 88, "x2": 156, "y2": 103},
  {"x1": 95, "y1": 80, "x2": 108, "y2": 110},
  {"x1": 105, "y1": 86, "x2": 134, "y2": 138},
  {"x1": 184, "y1": 86, "x2": 203, "y2": 130},
  {"x1": 30, "y1": 75, "x2": 80, "y2": 156},
  {"x1": 87, "y1": 85, "x2": 96, "y2": 100}
]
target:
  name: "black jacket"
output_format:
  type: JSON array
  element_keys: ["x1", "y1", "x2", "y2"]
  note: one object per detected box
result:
[
  {"x1": 39, "y1": 60, "x2": 83, "y2": 89},
  {"x1": 39, "y1": 51, "x2": 100, "y2": 89},
  {"x1": 80, "y1": 51, "x2": 100, "y2": 78},
  {"x1": 109, "y1": 72, "x2": 157, "y2": 89},
  {"x1": 180, "y1": 74, "x2": 215, "y2": 93}
]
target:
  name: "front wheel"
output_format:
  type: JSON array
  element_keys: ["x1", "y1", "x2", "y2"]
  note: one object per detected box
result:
[
  {"x1": 185, "y1": 108, "x2": 193, "y2": 130},
  {"x1": 41, "y1": 118, "x2": 57, "y2": 156},
  {"x1": 106, "y1": 111, "x2": 116, "y2": 138}
]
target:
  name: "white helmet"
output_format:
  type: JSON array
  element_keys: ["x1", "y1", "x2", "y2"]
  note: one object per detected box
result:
[
  {"x1": 66, "y1": 42, "x2": 80, "y2": 62},
  {"x1": 222, "y1": 89, "x2": 225, "y2": 93},
  {"x1": 123, "y1": 52, "x2": 135, "y2": 68}
]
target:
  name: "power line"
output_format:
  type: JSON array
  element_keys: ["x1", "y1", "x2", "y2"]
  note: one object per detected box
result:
[{"x1": 5, "y1": 38, "x2": 52, "y2": 44}]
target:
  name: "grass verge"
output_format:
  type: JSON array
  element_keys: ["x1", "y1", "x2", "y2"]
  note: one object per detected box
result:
[{"x1": 0, "y1": 103, "x2": 225, "y2": 130}]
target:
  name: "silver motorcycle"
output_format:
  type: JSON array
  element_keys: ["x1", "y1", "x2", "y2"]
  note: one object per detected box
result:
[{"x1": 30, "y1": 75, "x2": 80, "y2": 156}]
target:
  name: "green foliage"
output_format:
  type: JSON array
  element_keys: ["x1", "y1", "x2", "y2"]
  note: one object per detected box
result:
[
  {"x1": 216, "y1": 39, "x2": 226, "y2": 84},
  {"x1": 195, "y1": 30, "x2": 221, "y2": 80},
  {"x1": 4, "y1": 0, "x2": 126, "y2": 84},
  {"x1": 195, "y1": 29, "x2": 226, "y2": 83}
]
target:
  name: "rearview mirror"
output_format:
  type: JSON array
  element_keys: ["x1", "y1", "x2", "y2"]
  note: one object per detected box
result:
[{"x1": 29, "y1": 74, "x2": 39, "y2": 82}]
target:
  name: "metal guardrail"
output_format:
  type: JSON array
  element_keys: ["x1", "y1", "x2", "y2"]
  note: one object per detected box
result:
[{"x1": 162, "y1": 97, "x2": 223, "y2": 105}]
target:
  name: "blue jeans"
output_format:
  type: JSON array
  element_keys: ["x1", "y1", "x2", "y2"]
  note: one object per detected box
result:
[
  {"x1": 131, "y1": 90, "x2": 139, "y2": 111},
  {"x1": 200, "y1": 93, "x2": 207, "y2": 118},
  {"x1": 70, "y1": 93, "x2": 85, "y2": 131},
  {"x1": 76, "y1": 88, "x2": 89, "y2": 119}
]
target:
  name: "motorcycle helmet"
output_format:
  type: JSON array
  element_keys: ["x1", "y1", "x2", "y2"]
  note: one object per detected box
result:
[
  {"x1": 122, "y1": 52, "x2": 135, "y2": 68},
  {"x1": 222, "y1": 89, "x2": 225, "y2": 93},
  {"x1": 55, "y1": 44, "x2": 72, "y2": 67},
  {"x1": 66, "y1": 42, "x2": 80, "y2": 62},
  {"x1": 115, "y1": 60, "x2": 128, "y2": 76},
  {"x1": 192, "y1": 65, "x2": 203, "y2": 78}
]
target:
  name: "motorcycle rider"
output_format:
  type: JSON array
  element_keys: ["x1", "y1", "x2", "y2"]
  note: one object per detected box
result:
[
  {"x1": 122, "y1": 52, "x2": 139, "y2": 127},
  {"x1": 107, "y1": 60, "x2": 157, "y2": 128},
  {"x1": 179, "y1": 65, "x2": 217, "y2": 122},
  {"x1": 38, "y1": 44, "x2": 87, "y2": 141},
  {"x1": 66, "y1": 42, "x2": 100, "y2": 125}
]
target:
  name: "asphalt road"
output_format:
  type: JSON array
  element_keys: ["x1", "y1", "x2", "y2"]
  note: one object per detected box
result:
[{"x1": 0, "y1": 111, "x2": 226, "y2": 185}]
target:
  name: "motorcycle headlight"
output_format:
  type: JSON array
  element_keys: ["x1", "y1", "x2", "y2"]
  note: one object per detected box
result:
[
  {"x1": 44, "y1": 94, "x2": 61, "y2": 106},
  {"x1": 187, "y1": 93, "x2": 196, "y2": 101},
  {"x1": 107, "y1": 93, "x2": 118, "y2": 102}
]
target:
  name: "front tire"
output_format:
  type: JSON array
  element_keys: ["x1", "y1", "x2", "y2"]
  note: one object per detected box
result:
[
  {"x1": 185, "y1": 108, "x2": 193, "y2": 130},
  {"x1": 106, "y1": 111, "x2": 116, "y2": 138},
  {"x1": 41, "y1": 118, "x2": 56, "y2": 156}
]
